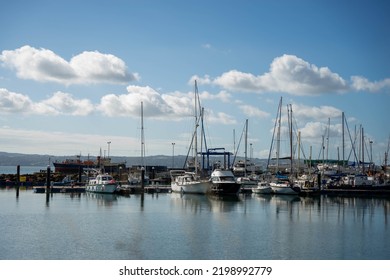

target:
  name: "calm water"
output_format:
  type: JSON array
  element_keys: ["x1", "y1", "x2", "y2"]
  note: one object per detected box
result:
[
  {"x1": 0, "y1": 166, "x2": 48, "y2": 174},
  {"x1": 1, "y1": 188, "x2": 389, "y2": 260}
]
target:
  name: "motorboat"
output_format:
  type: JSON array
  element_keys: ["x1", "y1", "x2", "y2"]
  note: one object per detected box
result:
[
  {"x1": 86, "y1": 174, "x2": 118, "y2": 194},
  {"x1": 209, "y1": 169, "x2": 241, "y2": 195},
  {"x1": 170, "y1": 170, "x2": 210, "y2": 194},
  {"x1": 270, "y1": 179, "x2": 300, "y2": 195},
  {"x1": 252, "y1": 181, "x2": 273, "y2": 194}
]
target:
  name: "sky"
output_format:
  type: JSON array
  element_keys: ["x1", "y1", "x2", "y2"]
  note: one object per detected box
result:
[{"x1": 0, "y1": 0, "x2": 389, "y2": 165}]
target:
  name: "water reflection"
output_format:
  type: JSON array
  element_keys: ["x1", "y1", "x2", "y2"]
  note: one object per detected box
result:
[
  {"x1": 85, "y1": 192, "x2": 118, "y2": 207},
  {"x1": 251, "y1": 193, "x2": 390, "y2": 226},
  {"x1": 170, "y1": 193, "x2": 245, "y2": 213}
]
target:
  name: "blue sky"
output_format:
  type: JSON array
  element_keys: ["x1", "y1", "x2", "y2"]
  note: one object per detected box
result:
[{"x1": 0, "y1": 0, "x2": 389, "y2": 165}]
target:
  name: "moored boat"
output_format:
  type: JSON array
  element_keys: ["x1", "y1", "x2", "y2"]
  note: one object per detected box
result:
[
  {"x1": 270, "y1": 179, "x2": 300, "y2": 195},
  {"x1": 170, "y1": 170, "x2": 210, "y2": 194},
  {"x1": 209, "y1": 169, "x2": 241, "y2": 195},
  {"x1": 252, "y1": 181, "x2": 273, "y2": 194},
  {"x1": 86, "y1": 174, "x2": 118, "y2": 194}
]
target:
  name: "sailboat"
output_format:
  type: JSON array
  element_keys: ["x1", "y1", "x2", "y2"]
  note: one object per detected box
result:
[
  {"x1": 170, "y1": 81, "x2": 210, "y2": 194},
  {"x1": 267, "y1": 98, "x2": 300, "y2": 195},
  {"x1": 234, "y1": 119, "x2": 259, "y2": 188}
]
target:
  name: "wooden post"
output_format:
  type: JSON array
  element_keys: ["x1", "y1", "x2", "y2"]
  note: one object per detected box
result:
[
  {"x1": 141, "y1": 167, "x2": 145, "y2": 190},
  {"x1": 16, "y1": 165, "x2": 20, "y2": 198},
  {"x1": 46, "y1": 166, "x2": 51, "y2": 202}
]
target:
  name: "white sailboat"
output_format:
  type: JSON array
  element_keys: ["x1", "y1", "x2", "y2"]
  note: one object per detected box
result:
[
  {"x1": 170, "y1": 81, "x2": 210, "y2": 194},
  {"x1": 268, "y1": 98, "x2": 300, "y2": 195}
]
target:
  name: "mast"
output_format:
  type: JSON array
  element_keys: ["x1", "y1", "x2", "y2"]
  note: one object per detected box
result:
[
  {"x1": 276, "y1": 98, "x2": 282, "y2": 172},
  {"x1": 244, "y1": 119, "x2": 248, "y2": 177},
  {"x1": 288, "y1": 104, "x2": 293, "y2": 175},
  {"x1": 140, "y1": 101, "x2": 145, "y2": 168},
  {"x1": 361, "y1": 126, "x2": 365, "y2": 173},
  {"x1": 298, "y1": 130, "x2": 301, "y2": 176},
  {"x1": 326, "y1": 117, "x2": 330, "y2": 163},
  {"x1": 194, "y1": 80, "x2": 199, "y2": 174},
  {"x1": 342, "y1": 112, "x2": 345, "y2": 167},
  {"x1": 233, "y1": 129, "x2": 236, "y2": 155}
]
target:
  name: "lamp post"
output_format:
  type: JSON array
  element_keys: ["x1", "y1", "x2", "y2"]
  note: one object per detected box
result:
[{"x1": 172, "y1": 143, "x2": 175, "y2": 168}]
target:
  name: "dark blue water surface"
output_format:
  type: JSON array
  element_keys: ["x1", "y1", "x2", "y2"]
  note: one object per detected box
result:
[{"x1": 1, "y1": 188, "x2": 389, "y2": 260}]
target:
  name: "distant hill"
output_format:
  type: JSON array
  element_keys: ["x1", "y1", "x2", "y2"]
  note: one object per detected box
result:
[{"x1": 0, "y1": 151, "x2": 267, "y2": 169}]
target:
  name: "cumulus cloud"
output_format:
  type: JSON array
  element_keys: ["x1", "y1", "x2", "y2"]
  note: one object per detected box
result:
[
  {"x1": 0, "y1": 45, "x2": 138, "y2": 85},
  {"x1": 209, "y1": 55, "x2": 350, "y2": 95},
  {"x1": 351, "y1": 76, "x2": 390, "y2": 92},
  {"x1": 0, "y1": 88, "x2": 33, "y2": 113},
  {"x1": 291, "y1": 103, "x2": 342, "y2": 122},
  {"x1": 299, "y1": 122, "x2": 341, "y2": 139},
  {"x1": 0, "y1": 88, "x2": 94, "y2": 116},
  {"x1": 38, "y1": 92, "x2": 94, "y2": 116},
  {"x1": 98, "y1": 85, "x2": 176, "y2": 118},
  {"x1": 97, "y1": 85, "x2": 236, "y2": 123}
]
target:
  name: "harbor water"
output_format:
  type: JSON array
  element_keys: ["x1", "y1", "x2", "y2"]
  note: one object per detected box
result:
[{"x1": 1, "y1": 188, "x2": 389, "y2": 260}]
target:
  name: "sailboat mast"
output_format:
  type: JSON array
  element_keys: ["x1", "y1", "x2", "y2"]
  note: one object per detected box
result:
[
  {"x1": 140, "y1": 101, "x2": 145, "y2": 168},
  {"x1": 194, "y1": 81, "x2": 198, "y2": 173},
  {"x1": 288, "y1": 104, "x2": 293, "y2": 175},
  {"x1": 362, "y1": 126, "x2": 365, "y2": 173},
  {"x1": 342, "y1": 112, "x2": 345, "y2": 167},
  {"x1": 244, "y1": 119, "x2": 248, "y2": 177},
  {"x1": 276, "y1": 98, "x2": 282, "y2": 172},
  {"x1": 326, "y1": 118, "x2": 330, "y2": 162}
]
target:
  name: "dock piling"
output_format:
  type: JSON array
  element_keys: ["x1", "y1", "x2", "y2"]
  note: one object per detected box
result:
[
  {"x1": 46, "y1": 166, "x2": 51, "y2": 202},
  {"x1": 141, "y1": 167, "x2": 145, "y2": 190},
  {"x1": 16, "y1": 165, "x2": 20, "y2": 198}
]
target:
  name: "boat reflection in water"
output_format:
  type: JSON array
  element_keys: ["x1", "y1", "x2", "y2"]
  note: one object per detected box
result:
[
  {"x1": 85, "y1": 192, "x2": 118, "y2": 207},
  {"x1": 170, "y1": 192, "x2": 242, "y2": 213}
]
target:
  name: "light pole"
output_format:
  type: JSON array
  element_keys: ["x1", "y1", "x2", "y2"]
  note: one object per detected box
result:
[{"x1": 172, "y1": 143, "x2": 175, "y2": 168}]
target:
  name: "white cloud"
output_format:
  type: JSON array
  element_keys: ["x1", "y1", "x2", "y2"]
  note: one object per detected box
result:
[
  {"x1": 351, "y1": 76, "x2": 390, "y2": 92},
  {"x1": 0, "y1": 45, "x2": 138, "y2": 85},
  {"x1": 0, "y1": 88, "x2": 33, "y2": 113},
  {"x1": 98, "y1": 85, "x2": 175, "y2": 118},
  {"x1": 38, "y1": 92, "x2": 94, "y2": 116},
  {"x1": 0, "y1": 88, "x2": 95, "y2": 116},
  {"x1": 199, "y1": 90, "x2": 232, "y2": 103},
  {"x1": 210, "y1": 55, "x2": 349, "y2": 95},
  {"x1": 189, "y1": 75, "x2": 213, "y2": 86},
  {"x1": 292, "y1": 103, "x2": 342, "y2": 122}
]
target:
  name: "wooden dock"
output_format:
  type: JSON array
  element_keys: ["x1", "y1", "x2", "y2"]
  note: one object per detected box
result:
[
  {"x1": 117, "y1": 184, "x2": 171, "y2": 195},
  {"x1": 33, "y1": 186, "x2": 86, "y2": 193}
]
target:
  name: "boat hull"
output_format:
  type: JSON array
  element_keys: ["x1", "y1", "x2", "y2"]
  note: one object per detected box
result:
[
  {"x1": 270, "y1": 184, "x2": 299, "y2": 195},
  {"x1": 85, "y1": 183, "x2": 117, "y2": 194},
  {"x1": 171, "y1": 181, "x2": 210, "y2": 194},
  {"x1": 252, "y1": 186, "x2": 273, "y2": 194},
  {"x1": 209, "y1": 182, "x2": 241, "y2": 195}
]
